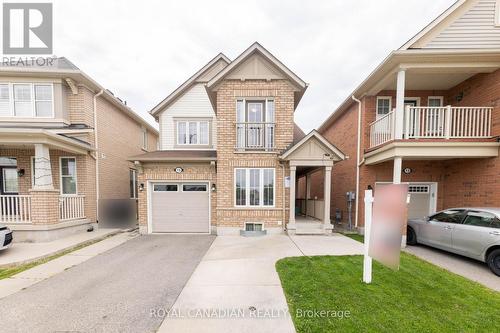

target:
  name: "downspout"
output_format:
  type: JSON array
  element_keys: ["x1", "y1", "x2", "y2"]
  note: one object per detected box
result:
[
  {"x1": 93, "y1": 89, "x2": 104, "y2": 223},
  {"x1": 351, "y1": 95, "x2": 362, "y2": 229}
]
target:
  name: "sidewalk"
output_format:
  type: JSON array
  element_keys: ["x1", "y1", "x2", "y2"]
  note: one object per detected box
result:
[
  {"x1": 0, "y1": 230, "x2": 137, "y2": 299},
  {"x1": 158, "y1": 233, "x2": 363, "y2": 333},
  {"x1": 0, "y1": 228, "x2": 123, "y2": 268}
]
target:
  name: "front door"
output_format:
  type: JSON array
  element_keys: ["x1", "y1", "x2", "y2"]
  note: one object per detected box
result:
[
  {"x1": 405, "y1": 99, "x2": 419, "y2": 137},
  {"x1": 0, "y1": 167, "x2": 18, "y2": 195}
]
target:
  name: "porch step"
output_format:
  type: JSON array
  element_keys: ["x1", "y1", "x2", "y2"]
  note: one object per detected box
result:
[
  {"x1": 295, "y1": 228, "x2": 325, "y2": 235},
  {"x1": 295, "y1": 222, "x2": 325, "y2": 235}
]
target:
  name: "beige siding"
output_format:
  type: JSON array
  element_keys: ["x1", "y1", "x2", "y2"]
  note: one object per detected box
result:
[
  {"x1": 159, "y1": 83, "x2": 216, "y2": 150},
  {"x1": 425, "y1": 0, "x2": 500, "y2": 49}
]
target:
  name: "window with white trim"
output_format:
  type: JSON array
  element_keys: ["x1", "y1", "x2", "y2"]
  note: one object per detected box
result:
[
  {"x1": 427, "y1": 96, "x2": 443, "y2": 107},
  {"x1": 0, "y1": 83, "x2": 53, "y2": 118},
  {"x1": 496, "y1": 0, "x2": 500, "y2": 26},
  {"x1": 376, "y1": 96, "x2": 391, "y2": 119},
  {"x1": 235, "y1": 168, "x2": 274, "y2": 207},
  {"x1": 141, "y1": 127, "x2": 148, "y2": 150},
  {"x1": 177, "y1": 121, "x2": 209, "y2": 145},
  {"x1": 60, "y1": 157, "x2": 77, "y2": 195},
  {"x1": 129, "y1": 169, "x2": 138, "y2": 199}
]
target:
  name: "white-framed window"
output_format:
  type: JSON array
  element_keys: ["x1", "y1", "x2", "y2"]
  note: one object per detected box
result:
[
  {"x1": 60, "y1": 157, "x2": 77, "y2": 195},
  {"x1": 495, "y1": 0, "x2": 500, "y2": 26},
  {"x1": 235, "y1": 168, "x2": 275, "y2": 207},
  {"x1": 0, "y1": 83, "x2": 53, "y2": 118},
  {"x1": 141, "y1": 127, "x2": 148, "y2": 150},
  {"x1": 177, "y1": 121, "x2": 209, "y2": 145},
  {"x1": 129, "y1": 169, "x2": 138, "y2": 199},
  {"x1": 427, "y1": 96, "x2": 443, "y2": 107},
  {"x1": 376, "y1": 96, "x2": 392, "y2": 119}
]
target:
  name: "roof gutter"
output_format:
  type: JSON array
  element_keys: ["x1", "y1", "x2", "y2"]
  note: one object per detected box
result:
[
  {"x1": 93, "y1": 89, "x2": 104, "y2": 223},
  {"x1": 351, "y1": 95, "x2": 362, "y2": 229}
]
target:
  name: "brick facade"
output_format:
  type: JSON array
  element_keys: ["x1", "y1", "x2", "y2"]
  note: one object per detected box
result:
[
  {"x1": 214, "y1": 80, "x2": 295, "y2": 230},
  {"x1": 1, "y1": 80, "x2": 158, "y2": 229},
  {"x1": 319, "y1": 69, "x2": 500, "y2": 230}
]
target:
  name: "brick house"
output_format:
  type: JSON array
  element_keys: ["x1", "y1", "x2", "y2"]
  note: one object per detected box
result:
[
  {"x1": 131, "y1": 43, "x2": 345, "y2": 235},
  {"x1": 0, "y1": 58, "x2": 158, "y2": 242},
  {"x1": 316, "y1": 0, "x2": 500, "y2": 241}
]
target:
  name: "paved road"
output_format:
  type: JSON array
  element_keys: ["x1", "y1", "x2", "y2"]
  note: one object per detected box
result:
[
  {"x1": 405, "y1": 244, "x2": 500, "y2": 292},
  {"x1": 0, "y1": 234, "x2": 215, "y2": 333}
]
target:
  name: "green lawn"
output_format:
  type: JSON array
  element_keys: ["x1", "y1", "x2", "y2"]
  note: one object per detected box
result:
[
  {"x1": 343, "y1": 233, "x2": 364, "y2": 243},
  {"x1": 276, "y1": 253, "x2": 500, "y2": 333}
]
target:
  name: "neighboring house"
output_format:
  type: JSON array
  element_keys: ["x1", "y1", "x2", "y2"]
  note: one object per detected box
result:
[
  {"x1": 0, "y1": 58, "x2": 158, "y2": 242},
  {"x1": 131, "y1": 43, "x2": 345, "y2": 235},
  {"x1": 317, "y1": 0, "x2": 500, "y2": 240}
]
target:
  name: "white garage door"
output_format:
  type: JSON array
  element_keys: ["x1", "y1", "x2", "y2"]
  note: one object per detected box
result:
[
  {"x1": 151, "y1": 182, "x2": 210, "y2": 233},
  {"x1": 408, "y1": 185, "x2": 431, "y2": 219}
]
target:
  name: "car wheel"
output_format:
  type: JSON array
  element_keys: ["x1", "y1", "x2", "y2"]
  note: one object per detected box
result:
[
  {"x1": 486, "y1": 249, "x2": 500, "y2": 277},
  {"x1": 407, "y1": 227, "x2": 417, "y2": 245}
]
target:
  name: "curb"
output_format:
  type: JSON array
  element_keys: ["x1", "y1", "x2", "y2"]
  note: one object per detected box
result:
[{"x1": 0, "y1": 229, "x2": 124, "y2": 269}]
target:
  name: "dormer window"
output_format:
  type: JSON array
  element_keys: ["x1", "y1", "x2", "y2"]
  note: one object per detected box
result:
[{"x1": 0, "y1": 82, "x2": 53, "y2": 118}]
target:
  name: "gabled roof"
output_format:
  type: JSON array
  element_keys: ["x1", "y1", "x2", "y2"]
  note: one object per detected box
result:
[
  {"x1": 207, "y1": 42, "x2": 307, "y2": 91},
  {"x1": 281, "y1": 130, "x2": 345, "y2": 161},
  {"x1": 150, "y1": 53, "x2": 230, "y2": 118},
  {"x1": 399, "y1": 0, "x2": 469, "y2": 50}
]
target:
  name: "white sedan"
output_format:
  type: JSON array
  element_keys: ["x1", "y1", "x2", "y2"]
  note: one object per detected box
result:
[{"x1": 0, "y1": 224, "x2": 13, "y2": 250}]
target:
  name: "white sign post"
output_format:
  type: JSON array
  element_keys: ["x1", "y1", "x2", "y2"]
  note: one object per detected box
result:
[{"x1": 363, "y1": 189, "x2": 373, "y2": 284}]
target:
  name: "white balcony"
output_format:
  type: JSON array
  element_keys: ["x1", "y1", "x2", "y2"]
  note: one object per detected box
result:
[
  {"x1": 369, "y1": 106, "x2": 493, "y2": 149},
  {"x1": 236, "y1": 122, "x2": 275, "y2": 151}
]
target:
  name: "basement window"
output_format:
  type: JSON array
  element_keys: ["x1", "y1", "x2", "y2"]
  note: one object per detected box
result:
[{"x1": 245, "y1": 223, "x2": 263, "y2": 232}]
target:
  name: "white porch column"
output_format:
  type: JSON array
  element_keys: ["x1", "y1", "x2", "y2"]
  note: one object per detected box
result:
[
  {"x1": 33, "y1": 144, "x2": 53, "y2": 190},
  {"x1": 394, "y1": 69, "x2": 406, "y2": 140},
  {"x1": 393, "y1": 156, "x2": 402, "y2": 184},
  {"x1": 305, "y1": 173, "x2": 311, "y2": 217},
  {"x1": 289, "y1": 166, "x2": 296, "y2": 224},
  {"x1": 323, "y1": 166, "x2": 332, "y2": 229}
]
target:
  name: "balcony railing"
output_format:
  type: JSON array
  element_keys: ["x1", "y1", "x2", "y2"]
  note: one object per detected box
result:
[
  {"x1": 370, "y1": 111, "x2": 395, "y2": 148},
  {"x1": 0, "y1": 195, "x2": 32, "y2": 223},
  {"x1": 369, "y1": 106, "x2": 493, "y2": 148},
  {"x1": 236, "y1": 122, "x2": 275, "y2": 150},
  {"x1": 59, "y1": 195, "x2": 85, "y2": 221}
]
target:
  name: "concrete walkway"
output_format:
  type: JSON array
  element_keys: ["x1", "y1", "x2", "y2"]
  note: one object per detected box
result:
[
  {"x1": 159, "y1": 233, "x2": 363, "y2": 333},
  {"x1": 0, "y1": 230, "x2": 135, "y2": 299},
  {"x1": 404, "y1": 244, "x2": 500, "y2": 292},
  {"x1": 0, "y1": 228, "x2": 121, "y2": 267}
]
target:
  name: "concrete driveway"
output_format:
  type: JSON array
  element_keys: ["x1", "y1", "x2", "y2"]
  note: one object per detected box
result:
[
  {"x1": 159, "y1": 233, "x2": 364, "y2": 333},
  {"x1": 404, "y1": 244, "x2": 500, "y2": 292},
  {"x1": 0, "y1": 234, "x2": 215, "y2": 333}
]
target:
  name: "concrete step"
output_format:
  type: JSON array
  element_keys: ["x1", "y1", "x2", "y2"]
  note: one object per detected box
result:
[
  {"x1": 295, "y1": 222, "x2": 323, "y2": 229},
  {"x1": 295, "y1": 228, "x2": 325, "y2": 235}
]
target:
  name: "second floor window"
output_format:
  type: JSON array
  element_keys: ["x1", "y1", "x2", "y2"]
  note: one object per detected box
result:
[
  {"x1": 236, "y1": 99, "x2": 275, "y2": 150},
  {"x1": 177, "y1": 121, "x2": 209, "y2": 145},
  {"x1": 141, "y1": 127, "x2": 148, "y2": 150},
  {"x1": 0, "y1": 83, "x2": 53, "y2": 118},
  {"x1": 376, "y1": 96, "x2": 391, "y2": 119}
]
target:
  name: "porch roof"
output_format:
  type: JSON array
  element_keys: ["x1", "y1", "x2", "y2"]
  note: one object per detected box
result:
[
  {"x1": 281, "y1": 130, "x2": 345, "y2": 167},
  {"x1": 0, "y1": 128, "x2": 93, "y2": 154}
]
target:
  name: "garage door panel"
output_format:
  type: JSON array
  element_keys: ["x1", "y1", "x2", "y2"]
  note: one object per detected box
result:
[{"x1": 151, "y1": 183, "x2": 209, "y2": 233}]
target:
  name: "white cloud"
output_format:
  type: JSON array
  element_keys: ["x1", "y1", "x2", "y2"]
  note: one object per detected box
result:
[{"x1": 53, "y1": 0, "x2": 454, "y2": 131}]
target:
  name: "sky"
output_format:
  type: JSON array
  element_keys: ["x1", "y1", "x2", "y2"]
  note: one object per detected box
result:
[{"x1": 53, "y1": 0, "x2": 455, "y2": 132}]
